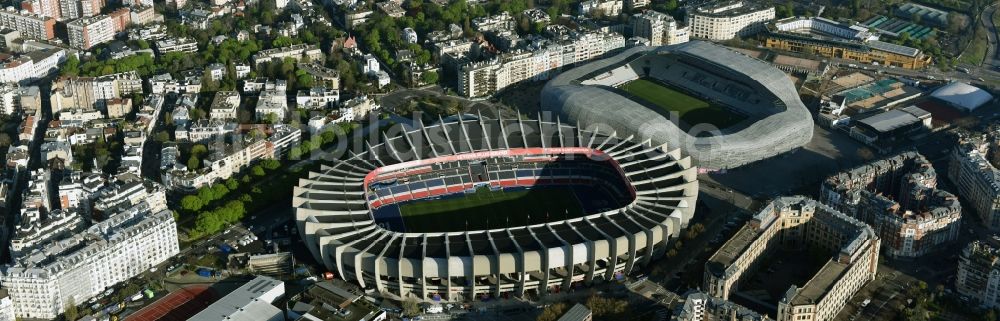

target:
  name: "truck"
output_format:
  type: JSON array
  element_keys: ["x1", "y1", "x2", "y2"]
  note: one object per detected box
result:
[{"x1": 196, "y1": 268, "x2": 214, "y2": 277}]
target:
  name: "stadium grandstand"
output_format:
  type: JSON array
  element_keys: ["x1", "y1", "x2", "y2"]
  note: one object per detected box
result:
[
  {"x1": 542, "y1": 40, "x2": 813, "y2": 170},
  {"x1": 294, "y1": 116, "x2": 699, "y2": 302}
]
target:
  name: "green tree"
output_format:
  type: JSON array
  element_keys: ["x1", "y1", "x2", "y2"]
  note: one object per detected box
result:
[
  {"x1": 251, "y1": 165, "x2": 266, "y2": 177},
  {"x1": 225, "y1": 178, "x2": 239, "y2": 191},
  {"x1": 62, "y1": 55, "x2": 81, "y2": 76},
  {"x1": 181, "y1": 195, "x2": 204, "y2": 212},
  {"x1": 212, "y1": 183, "x2": 230, "y2": 199},
  {"x1": 421, "y1": 71, "x2": 439, "y2": 84},
  {"x1": 191, "y1": 144, "x2": 208, "y2": 156},
  {"x1": 187, "y1": 156, "x2": 201, "y2": 170},
  {"x1": 64, "y1": 298, "x2": 79, "y2": 321},
  {"x1": 261, "y1": 159, "x2": 281, "y2": 170}
]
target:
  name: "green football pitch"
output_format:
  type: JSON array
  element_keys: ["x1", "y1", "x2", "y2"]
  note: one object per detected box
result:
[
  {"x1": 398, "y1": 187, "x2": 584, "y2": 232},
  {"x1": 619, "y1": 78, "x2": 746, "y2": 129}
]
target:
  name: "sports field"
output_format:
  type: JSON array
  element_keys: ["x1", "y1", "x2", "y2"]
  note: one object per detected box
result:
[
  {"x1": 619, "y1": 78, "x2": 746, "y2": 129},
  {"x1": 398, "y1": 187, "x2": 585, "y2": 232}
]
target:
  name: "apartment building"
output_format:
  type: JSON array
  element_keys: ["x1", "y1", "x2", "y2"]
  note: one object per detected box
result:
[
  {"x1": 256, "y1": 88, "x2": 287, "y2": 122},
  {"x1": 579, "y1": 0, "x2": 623, "y2": 17},
  {"x1": 950, "y1": 131, "x2": 1000, "y2": 231},
  {"x1": 0, "y1": 49, "x2": 66, "y2": 84},
  {"x1": 67, "y1": 14, "x2": 115, "y2": 49},
  {"x1": 821, "y1": 151, "x2": 962, "y2": 258},
  {"x1": 632, "y1": 10, "x2": 689, "y2": 46},
  {"x1": 295, "y1": 87, "x2": 339, "y2": 109},
  {"x1": 457, "y1": 30, "x2": 624, "y2": 98},
  {"x1": 687, "y1": 1, "x2": 775, "y2": 40},
  {"x1": 625, "y1": 0, "x2": 648, "y2": 10},
  {"x1": 154, "y1": 37, "x2": 198, "y2": 56},
  {"x1": 108, "y1": 7, "x2": 130, "y2": 31},
  {"x1": 1, "y1": 204, "x2": 178, "y2": 319},
  {"x1": 0, "y1": 8, "x2": 56, "y2": 40},
  {"x1": 957, "y1": 240, "x2": 1000, "y2": 309},
  {"x1": 676, "y1": 291, "x2": 770, "y2": 321},
  {"x1": 51, "y1": 71, "x2": 142, "y2": 112},
  {"x1": 165, "y1": 125, "x2": 300, "y2": 190},
  {"x1": 250, "y1": 44, "x2": 323, "y2": 66},
  {"x1": 704, "y1": 196, "x2": 879, "y2": 321},
  {"x1": 60, "y1": 0, "x2": 103, "y2": 20},
  {"x1": 0, "y1": 84, "x2": 39, "y2": 115},
  {"x1": 209, "y1": 91, "x2": 240, "y2": 120}
]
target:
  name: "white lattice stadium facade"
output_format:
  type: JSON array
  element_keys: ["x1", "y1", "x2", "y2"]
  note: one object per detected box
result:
[{"x1": 541, "y1": 40, "x2": 813, "y2": 170}]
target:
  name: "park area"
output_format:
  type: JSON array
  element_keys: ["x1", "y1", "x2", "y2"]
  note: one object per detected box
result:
[
  {"x1": 619, "y1": 78, "x2": 746, "y2": 129},
  {"x1": 397, "y1": 187, "x2": 585, "y2": 232}
]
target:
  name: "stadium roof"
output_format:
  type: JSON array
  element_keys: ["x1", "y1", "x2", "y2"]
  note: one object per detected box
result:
[{"x1": 931, "y1": 82, "x2": 993, "y2": 111}]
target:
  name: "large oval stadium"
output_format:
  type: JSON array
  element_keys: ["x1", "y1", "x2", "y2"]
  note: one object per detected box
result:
[
  {"x1": 294, "y1": 116, "x2": 698, "y2": 301},
  {"x1": 541, "y1": 40, "x2": 813, "y2": 170}
]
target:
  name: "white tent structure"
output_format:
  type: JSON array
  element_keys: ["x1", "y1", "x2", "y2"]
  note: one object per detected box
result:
[{"x1": 931, "y1": 82, "x2": 994, "y2": 111}]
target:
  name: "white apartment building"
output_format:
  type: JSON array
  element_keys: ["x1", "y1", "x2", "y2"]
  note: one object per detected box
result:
[
  {"x1": 207, "y1": 63, "x2": 226, "y2": 81},
  {"x1": 250, "y1": 44, "x2": 323, "y2": 66},
  {"x1": 0, "y1": 84, "x2": 39, "y2": 116},
  {"x1": 686, "y1": 1, "x2": 775, "y2": 41},
  {"x1": 957, "y1": 240, "x2": 1000, "y2": 309},
  {"x1": 295, "y1": 87, "x2": 339, "y2": 109},
  {"x1": 950, "y1": 132, "x2": 1000, "y2": 231},
  {"x1": 625, "y1": 0, "x2": 649, "y2": 10},
  {"x1": 632, "y1": 10, "x2": 689, "y2": 46},
  {"x1": 579, "y1": 0, "x2": 623, "y2": 17},
  {"x1": 256, "y1": 89, "x2": 287, "y2": 122},
  {"x1": 210, "y1": 91, "x2": 240, "y2": 120},
  {"x1": 67, "y1": 15, "x2": 115, "y2": 49},
  {"x1": 0, "y1": 49, "x2": 65, "y2": 85},
  {"x1": 0, "y1": 290, "x2": 13, "y2": 321},
  {"x1": 458, "y1": 31, "x2": 624, "y2": 98},
  {"x1": 154, "y1": 37, "x2": 198, "y2": 56},
  {"x1": 2, "y1": 202, "x2": 177, "y2": 320}
]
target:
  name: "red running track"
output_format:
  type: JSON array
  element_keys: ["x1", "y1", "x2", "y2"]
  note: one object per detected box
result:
[{"x1": 126, "y1": 285, "x2": 217, "y2": 321}]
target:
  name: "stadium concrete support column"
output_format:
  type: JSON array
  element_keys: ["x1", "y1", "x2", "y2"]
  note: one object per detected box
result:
[
  {"x1": 487, "y1": 233, "x2": 502, "y2": 297},
  {"x1": 421, "y1": 235, "x2": 429, "y2": 301},
  {"x1": 547, "y1": 224, "x2": 574, "y2": 290},
  {"x1": 396, "y1": 238, "x2": 407, "y2": 299},
  {"x1": 610, "y1": 211, "x2": 638, "y2": 275},
  {"x1": 588, "y1": 217, "x2": 617, "y2": 281},
  {"x1": 509, "y1": 229, "x2": 528, "y2": 298},
  {"x1": 445, "y1": 237, "x2": 453, "y2": 300},
  {"x1": 531, "y1": 230, "x2": 551, "y2": 296},
  {"x1": 465, "y1": 232, "x2": 476, "y2": 297}
]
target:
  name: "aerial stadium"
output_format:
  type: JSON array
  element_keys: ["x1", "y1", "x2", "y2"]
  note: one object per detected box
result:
[
  {"x1": 541, "y1": 40, "x2": 814, "y2": 170},
  {"x1": 294, "y1": 116, "x2": 698, "y2": 302}
]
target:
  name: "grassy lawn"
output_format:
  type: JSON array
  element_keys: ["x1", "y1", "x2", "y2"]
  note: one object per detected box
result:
[
  {"x1": 619, "y1": 78, "x2": 746, "y2": 129},
  {"x1": 398, "y1": 187, "x2": 583, "y2": 232},
  {"x1": 959, "y1": 16, "x2": 990, "y2": 65}
]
